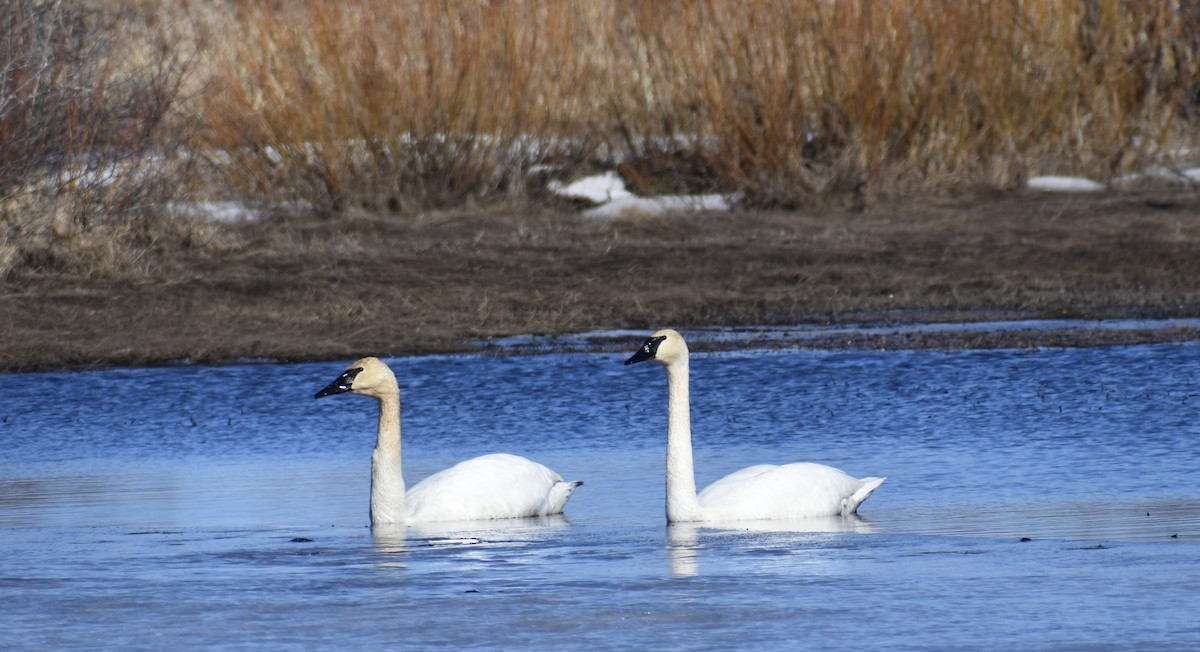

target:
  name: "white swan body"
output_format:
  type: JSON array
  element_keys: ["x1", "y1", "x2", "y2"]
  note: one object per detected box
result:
[
  {"x1": 405, "y1": 453, "x2": 580, "y2": 522},
  {"x1": 625, "y1": 329, "x2": 884, "y2": 523},
  {"x1": 316, "y1": 357, "x2": 582, "y2": 525}
]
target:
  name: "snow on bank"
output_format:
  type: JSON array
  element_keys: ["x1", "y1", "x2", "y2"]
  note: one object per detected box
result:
[
  {"x1": 1115, "y1": 166, "x2": 1200, "y2": 188},
  {"x1": 1028, "y1": 167, "x2": 1200, "y2": 193},
  {"x1": 547, "y1": 171, "x2": 633, "y2": 204},
  {"x1": 1026, "y1": 176, "x2": 1106, "y2": 192},
  {"x1": 549, "y1": 171, "x2": 736, "y2": 218},
  {"x1": 580, "y1": 193, "x2": 734, "y2": 218},
  {"x1": 167, "y1": 201, "x2": 260, "y2": 222}
]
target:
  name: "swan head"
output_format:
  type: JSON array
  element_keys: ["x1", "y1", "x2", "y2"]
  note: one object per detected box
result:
[
  {"x1": 314, "y1": 357, "x2": 398, "y2": 401},
  {"x1": 625, "y1": 329, "x2": 689, "y2": 366}
]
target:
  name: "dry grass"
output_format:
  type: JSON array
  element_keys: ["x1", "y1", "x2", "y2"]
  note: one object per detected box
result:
[
  {"x1": 0, "y1": 0, "x2": 196, "y2": 279},
  {"x1": 604, "y1": 1, "x2": 1200, "y2": 204},
  {"x1": 192, "y1": 0, "x2": 604, "y2": 214},
  {"x1": 189, "y1": 0, "x2": 1200, "y2": 210},
  {"x1": 191, "y1": 0, "x2": 1200, "y2": 212},
  {"x1": 3, "y1": 0, "x2": 1200, "y2": 281}
]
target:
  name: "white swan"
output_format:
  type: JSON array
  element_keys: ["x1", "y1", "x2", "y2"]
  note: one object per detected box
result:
[
  {"x1": 625, "y1": 329, "x2": 884, "y2": 523},
  {"x1": 315, "y1": 357, "x2": 582, "y2": 525}
]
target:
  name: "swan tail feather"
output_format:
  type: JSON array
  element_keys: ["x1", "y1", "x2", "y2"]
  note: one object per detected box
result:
[
  {"x1": 841, "y1": 476, "x2": 886, "y2": 516},
  {"x1": 544, "y1": 480, "x2": 583, "y2": 515}
]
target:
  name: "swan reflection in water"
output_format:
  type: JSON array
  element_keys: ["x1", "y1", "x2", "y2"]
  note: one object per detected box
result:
[
  {"x1": 370, "y1": 523, "x2": 409, "y2": 569},
  {"x1": 371, "y1": 515, "x2": 573, "y2": 570},
  {"x1": 667, "y1": 516, "x2": 879, "y2": 578}
]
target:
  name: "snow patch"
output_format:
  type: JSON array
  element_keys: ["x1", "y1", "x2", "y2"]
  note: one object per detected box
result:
[
  {"x1": 168, "y1": 201, "x2": 259, "y2": 222},
  {"x1": 1026, "y1": 176, "x2": 1105, "y2": 192},
  {"x1": 549, "y1": 171, "x2": 735, "y2": 218},
  {"x1": 1030, "y1": 167, "x2": 1200, "y2": 193},
  {"x1": 1113, "y1": 166, "x2": 1200, "y2": 188},
  {"x1": 582, "y1": 194, "x2": 734, "y2": 218},
  {"x1": 547, "y1": 171, "x2": 633, "y2": 204}
]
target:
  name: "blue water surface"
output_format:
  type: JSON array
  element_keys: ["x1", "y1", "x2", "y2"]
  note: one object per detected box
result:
[{"x1": 1, "y1": 339, "x2": 1198, "y2": 650}]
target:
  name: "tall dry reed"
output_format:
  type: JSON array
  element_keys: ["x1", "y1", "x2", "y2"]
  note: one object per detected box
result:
[
  {"x1": 604, "y1": 0, "x2": 1200, "y2": 205},
  {"x1": 0, "y1": 0, "x2": 193, "y2": 279},
  {"x1": 5, "y1": 0, "x2": 1200, "y2": 265},
  {"x1": 194, "y1": 0, "x2": 606, "y2": 214},
  {"x1": 192, "y1": 0, "x2": 1200, "y2": 212}
]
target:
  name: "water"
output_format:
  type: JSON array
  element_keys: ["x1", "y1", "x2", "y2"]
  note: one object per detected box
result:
[{"x1": 2, "y1": 341, "x2": 1199, "y2": 650}]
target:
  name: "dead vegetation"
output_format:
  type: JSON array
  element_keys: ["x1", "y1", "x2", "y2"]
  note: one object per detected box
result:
[
  {"x1": 4, "y1": 191, "x2": 1200, "y2": 371},
  {"x1": 192, "y1": 0, "x2": 1200, "y2": 212},
  {"x1": 3, "y1": 0, "x2": 1199, "y2": 281},
  {"x1": 0, "y1": 0, "x2": 197, "y2": 279},
  {"x1": 3, "y1": 1, "x2": 1200, "y2": 369}
]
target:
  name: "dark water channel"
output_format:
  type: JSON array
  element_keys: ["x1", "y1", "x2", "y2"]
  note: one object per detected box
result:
[{"x1": 2, "y1": 337, "x2": 1198, "y2": 649}]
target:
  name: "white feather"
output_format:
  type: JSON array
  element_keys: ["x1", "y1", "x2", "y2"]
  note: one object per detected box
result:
[{"x1": 406, "y1": 453, "x2": 581, "y2": 522}]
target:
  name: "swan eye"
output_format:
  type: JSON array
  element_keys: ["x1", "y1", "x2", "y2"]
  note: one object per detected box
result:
[{"x1": 336, "y1": 366, "x2": 364, "y2": 388}]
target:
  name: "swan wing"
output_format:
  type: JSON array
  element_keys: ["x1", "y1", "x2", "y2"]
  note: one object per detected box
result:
[
  {"x1": 705, "y1": 464, "x2": 779, "y2": 485},
  {"x1": 405, "y1": 453, "x2": 579, "y2": 522},
  {"x1": 698, "y1": 462, "x2": 883, "y2": 520}
]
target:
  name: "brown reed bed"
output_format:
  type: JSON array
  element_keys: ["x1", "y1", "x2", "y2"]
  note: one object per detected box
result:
[
  {"x1": 191, "y1": 0, "x2": 607, "y2": 215},
  {"x1": 0, "y1": 0, "x2": 195, "y2": 279},
  {"x1": 4, "y1": 0, "x2": 1200, "y2": 282},
  {"x1": 191, "y1": 0, "x2": 1200, "y2": 213},
  {"x1": 4, "y1": 1, "x2": 1200, "y2": 371}
]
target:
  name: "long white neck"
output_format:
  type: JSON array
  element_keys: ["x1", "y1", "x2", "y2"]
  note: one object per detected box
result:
[
  {"x1": 664, "y1": 356, "x2": 703, "y2": 522},
  {"x1": 369, "y1": 393, "x2": 406, "y2": 525}
]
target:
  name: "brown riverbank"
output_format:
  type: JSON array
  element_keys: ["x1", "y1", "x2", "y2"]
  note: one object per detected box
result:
[{"x1": 3, "y1": 191, "x2": 1200, "y2": 372}]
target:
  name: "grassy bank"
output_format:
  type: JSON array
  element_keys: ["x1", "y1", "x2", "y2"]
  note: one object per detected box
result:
[
  {"x1": 2, "y1": 1, "x2": 1200, "y2": 354},
  {"x1": 4, "y1": 192, "x2": 1200, "y2": 371}
]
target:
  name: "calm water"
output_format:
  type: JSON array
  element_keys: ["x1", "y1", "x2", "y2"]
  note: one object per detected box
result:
[{"x1": 2, "y1": 339, "x2": 1199, "y2": 650}]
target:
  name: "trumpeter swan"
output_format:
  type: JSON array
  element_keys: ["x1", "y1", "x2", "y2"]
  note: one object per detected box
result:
[
  {"x1": 315, "y1": 357, "x2": 582, "y2": 525},
  {"x1": 625, "y1": 329, "x2": 884, "y2": 523}
]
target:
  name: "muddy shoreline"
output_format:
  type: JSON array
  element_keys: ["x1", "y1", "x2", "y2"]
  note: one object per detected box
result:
[{"x1": 4, "y1": 192, "x2": 1200, "y2": 372}]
